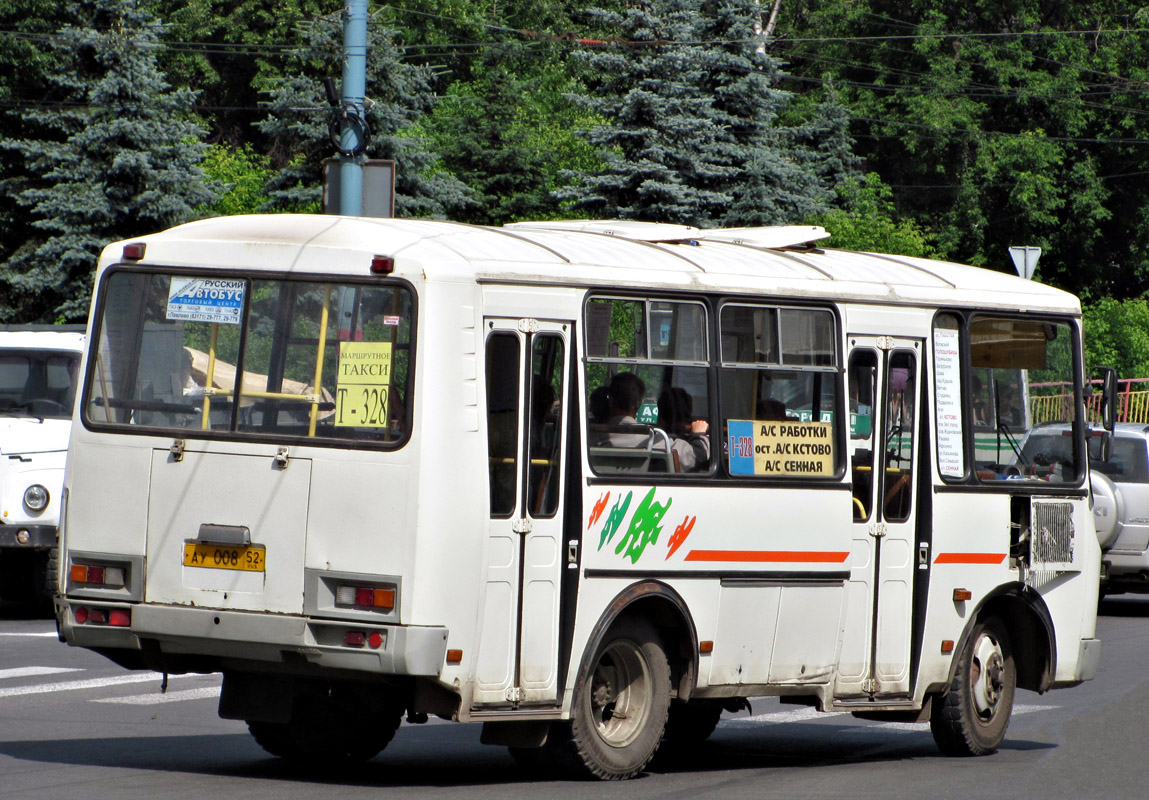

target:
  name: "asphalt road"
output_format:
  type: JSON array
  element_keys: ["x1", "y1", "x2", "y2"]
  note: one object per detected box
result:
[{"x1": 2, "y1": 596, "x2": 1149, "y2": 800}]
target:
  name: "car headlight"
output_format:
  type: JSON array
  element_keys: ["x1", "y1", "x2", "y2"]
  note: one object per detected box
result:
[{"x1": 23, "y1": 484, "x2": 49, "y2": 512}]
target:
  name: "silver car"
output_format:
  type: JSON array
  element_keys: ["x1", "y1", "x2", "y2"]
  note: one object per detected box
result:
[
  {"x1": 1089, "y1": 424, "x2": 1149, "y2": 594},
  {"x1": 1018, "y1": 422, "x2": 1149, "y2": 594}
]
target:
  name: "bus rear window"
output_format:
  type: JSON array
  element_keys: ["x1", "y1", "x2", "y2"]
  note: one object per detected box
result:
[{"x1": 84, "y1": 270, "x2": 414, "y2": 446}]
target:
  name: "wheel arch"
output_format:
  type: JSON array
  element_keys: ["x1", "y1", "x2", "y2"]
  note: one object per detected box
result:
[
  {"x1": 574, "y1": 580, "x2": 699, "y2": 705},
  {"x1": 947, "y1": 584, "x2": 1056, "y2": 694}
]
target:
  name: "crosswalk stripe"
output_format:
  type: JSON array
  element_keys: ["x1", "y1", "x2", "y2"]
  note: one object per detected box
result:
[
  {"x1": 0, "y1": 666, "x2": 82, "y2": 680},
  {"x1": 92, "y1": 686, "x2": 220, "y2": 705},
  {"x1": 0, "y1": 672, "x2": 199, "y2": 699}
]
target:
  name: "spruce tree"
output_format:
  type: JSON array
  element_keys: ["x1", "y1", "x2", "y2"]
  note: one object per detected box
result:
[
  {"x1": 560, "y1": 0, "x2": 853, "y2": 228},
  {"x1": 0, "y1": 0, "x2": 215, "y2": 323},
  {"x1": 258, "y1": 14, "x2": 472, "y2": 218}
]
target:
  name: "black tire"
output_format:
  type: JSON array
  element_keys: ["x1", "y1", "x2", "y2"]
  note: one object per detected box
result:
[
  {"x1": 247, "y1": 688, "x2": 403, "y2": 764},
  {"x1": 663, "y1": 699, "x2": 723, "y2": 744},
  {"x1": 563, "y1": 616, "x2": 671, "y2": 780},
  {"x1": 930, "y1": 618, "x2": 1016, "y2": 756},
  {"x1": 34, "y1": 548, "x2": 57, "y2": 607}
]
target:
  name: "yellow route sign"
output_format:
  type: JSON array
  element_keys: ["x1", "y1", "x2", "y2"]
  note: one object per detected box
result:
[
  {"x1": 335, "y1": 341, "x2": 392, "y2": 427},
  {"x1": 727, "y1": 419, "x2": 835, "y2": 476}
]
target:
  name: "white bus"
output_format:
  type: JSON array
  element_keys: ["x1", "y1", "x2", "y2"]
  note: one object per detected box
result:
[{"x1": 58, "y1": 215, "x2": 1104, "y2": 779}]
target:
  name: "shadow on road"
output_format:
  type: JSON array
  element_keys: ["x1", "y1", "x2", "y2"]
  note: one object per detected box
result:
[
  {"x1": 0, "y1": 718, "x2": 1056, "y2": 789},
  {"x1": 1098, "y1": 595, "x2": 1149, "y2": 617},
  {"x1": 0, "y1": 597, "x2": 53, "y2": 621}
]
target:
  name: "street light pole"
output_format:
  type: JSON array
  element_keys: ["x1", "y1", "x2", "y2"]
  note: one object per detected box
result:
[{"x1": 338, "y1": 0, "x2": 368, "y2": 217}]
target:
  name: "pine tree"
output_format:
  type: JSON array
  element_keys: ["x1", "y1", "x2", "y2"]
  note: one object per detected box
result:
[
  {"x1": 422, "y1": 46, "x2": 605, "y2": 226},
  {"x1": 258, "y1": 13, "x2": 472, "y2": 218},
  {"x1": 0, "y1": 0, "x2": 215, "y2": 323},
  {"x1": 560, "y1": 0, "x2": 853, "y2": 227}
]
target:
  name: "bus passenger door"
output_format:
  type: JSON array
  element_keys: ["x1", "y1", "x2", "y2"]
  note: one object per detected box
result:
[
  {"x1": 474, "y1": 318, "x2": 570, "y2": 708},
  {"x1": 839, "y1": 336, "x2": 921, "y2": 699}
]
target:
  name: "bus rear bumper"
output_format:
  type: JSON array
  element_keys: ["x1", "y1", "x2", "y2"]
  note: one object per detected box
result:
[{"x1": 60, "y1": 601, "x2": 448, "y2": 677}]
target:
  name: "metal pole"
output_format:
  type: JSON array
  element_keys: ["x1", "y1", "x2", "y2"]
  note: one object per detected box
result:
[{"x1": 339, "y1": 0, "x2": 368, "y2": 216}]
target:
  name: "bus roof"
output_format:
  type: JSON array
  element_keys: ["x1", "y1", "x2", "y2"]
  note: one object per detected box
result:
[{"x1": 99, "y1": 214, "x2": 1081, "y2": 315}]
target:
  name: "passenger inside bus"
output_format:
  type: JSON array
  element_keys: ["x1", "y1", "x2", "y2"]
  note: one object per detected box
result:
[
  {"x1": 657, "y1": 387, "x2": 710, "y2": 471},
  {"x1": 599, "y1": 372, "x2": 648, "y2": 447},
  {"x1": 756, "y1": 397, "x2": 788, "y2": 421}
]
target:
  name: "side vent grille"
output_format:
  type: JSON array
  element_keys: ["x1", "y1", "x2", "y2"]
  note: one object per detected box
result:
[{"x1": 1031, "y1": 502, "x2": 1074, "y2": 565}]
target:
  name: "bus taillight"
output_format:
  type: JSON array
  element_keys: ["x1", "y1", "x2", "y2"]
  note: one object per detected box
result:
[
  {"x1": 336, "y1": 584, "x2": 395, "y2": 611},
  {"x1": 69, "y1": 563, "x2": 126, "y2": 588}
]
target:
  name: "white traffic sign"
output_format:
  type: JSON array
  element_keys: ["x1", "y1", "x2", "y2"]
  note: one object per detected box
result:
[{"x1": 1009, "y1": 246, "x2": 1041, "y2": 280}]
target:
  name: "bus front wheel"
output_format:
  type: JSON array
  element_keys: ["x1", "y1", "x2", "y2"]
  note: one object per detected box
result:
[
  {"x1": 566, "y1": 616, "x2": 671, "y2": 779},
  {"x1": 930, "y1": 618, "x2": 1016, "y2": 756}
]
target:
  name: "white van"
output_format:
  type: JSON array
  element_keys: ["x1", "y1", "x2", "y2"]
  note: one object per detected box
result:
[{"x1": 0, "y1": 326, "x2": 84, "y2": 604}]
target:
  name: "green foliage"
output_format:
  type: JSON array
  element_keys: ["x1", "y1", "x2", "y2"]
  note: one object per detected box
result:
[
  {"x1": 0, "y1": 0, "x2": 216, "y2": 323},
  {"x1": 158, "y1": 0, "x2": 330, "y2": 146},
  {"x1": 1082, "y1": 297, "x2": 1149, "y2": 379},
  {"x1": 419, "y1": 50, "x2": 605, "y2": 224},
  {"x1": 806, "y1": 173, "x2": 935, "y2": 256},
  {"x1": 779, "y1": 1, "x2": 1149, "y2": 295},
  {"x1": 560, "y1": 0, "x2": 853, "y2": 226},
  {"x1": 196, "y1": 143, "x2": 274, "y2": 217}
]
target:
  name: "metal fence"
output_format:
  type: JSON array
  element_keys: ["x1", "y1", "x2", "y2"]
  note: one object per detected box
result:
[{"x1": 1031, "y1": 378, "x2": 1149, "y2": 425}]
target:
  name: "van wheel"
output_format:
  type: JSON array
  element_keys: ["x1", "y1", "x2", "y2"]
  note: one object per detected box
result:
[
  {"x1": 35, "y1": 548, "x2": 57, "y2": 606},
  {"x1": 565, "y1": 617, "x2": 671, "y2": 779},
  {"x1": 930, "y1": 619, "x2": 1015, "y2": 756}
]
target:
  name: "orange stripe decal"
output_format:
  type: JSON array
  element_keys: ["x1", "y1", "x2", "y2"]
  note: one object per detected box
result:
[
  {"x1": 933, "y1": 552, "x2": 1007, "y2": 565},
  {"x1": 684, "y1": 550, "x2": 850, "y2": 564}
]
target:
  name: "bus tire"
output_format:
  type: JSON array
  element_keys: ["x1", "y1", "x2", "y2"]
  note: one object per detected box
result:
[
  {"x1": 930, "y1": 618, "x2": 1016, "y2": 756},
  {"x1": 663, "y1": 699, "x2": 723, "y2": 744},
  {"x1": 566, "y1": 616, "x2": 671, "y2": 780},
  {"x1": 247, "y1": 690, "x2": 403, "y2": 764}
]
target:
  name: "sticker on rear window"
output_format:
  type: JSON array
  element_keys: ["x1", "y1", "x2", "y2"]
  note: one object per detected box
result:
[{"x1": 166, "y1": 278, "x2": 245, "y2": 325}]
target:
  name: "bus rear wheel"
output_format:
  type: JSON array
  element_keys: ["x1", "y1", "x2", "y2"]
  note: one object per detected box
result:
[
  {"x1": 247, "y1": 686, "x2": 404, "y2": 764},
  {"x1": 930, "y1": 618, "x2": 1016, "y2": 756},
  {"x1": 565, "y1": 617, "x2": 671, "y2": 780}
]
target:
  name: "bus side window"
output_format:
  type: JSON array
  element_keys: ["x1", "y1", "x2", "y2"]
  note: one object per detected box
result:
[
  {"x1": 486, "y1": 333, "x2": 521, "y2": 517},
  {"x1": 883, "y1": 352, "x2": 917, "y2": 521},
  {"x1": 849, "y1": 350, "x2": 878, "y2": 520},
  {"x1": 527, "y1": 335, "x2": 564, "y2": 516}
]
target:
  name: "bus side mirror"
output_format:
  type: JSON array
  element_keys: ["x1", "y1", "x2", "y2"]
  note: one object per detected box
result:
[
  {"x1": 1096, "y1": 430, "x2": 1113, "y2": 463},
  {"x1": 1096, "y1": 367, "x2": 1118, "y2": 432}
]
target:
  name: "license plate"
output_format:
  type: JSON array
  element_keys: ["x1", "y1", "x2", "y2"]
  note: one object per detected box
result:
[{"x1": 183, "y1": 542, "x2": 265, "y2": 572}]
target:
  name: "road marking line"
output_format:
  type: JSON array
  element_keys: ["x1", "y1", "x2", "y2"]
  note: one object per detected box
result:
[
  {"x1": 0, "y1": 672, "x2": 198, "y2": 699},
  {"x1": 0, "y1": 666, "x2": 82, "y2": 680},
  {"x1": 92, "y1": 686, "x2": 220, "y2": 705},
  {"x1": 843, "y1": 703, "x2": 1059, "y2": 733},
  {"x1": 0, "y1": 632, "x2": 59, "y2": 638},
  {"x1": 727, "y1": 707, "x2": 843, "y2": 725},
  {"x1": 722, "y1": 702, "x2": 1058, "y2": 730}
]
